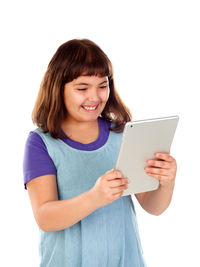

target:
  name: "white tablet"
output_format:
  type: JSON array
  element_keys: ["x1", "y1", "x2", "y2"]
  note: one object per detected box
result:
[{"x1": 114, "y1": 115, "x2": 179, "y2": 196}]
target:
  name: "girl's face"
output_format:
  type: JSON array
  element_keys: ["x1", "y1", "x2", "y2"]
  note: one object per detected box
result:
[{"x1": 63, "y1": 75, "x2": 110, "y2": 124}]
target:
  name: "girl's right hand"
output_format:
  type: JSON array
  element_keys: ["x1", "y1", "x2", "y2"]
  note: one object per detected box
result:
[{"x1": 90, "y1": 168, "x2": 130, "y2": 208}]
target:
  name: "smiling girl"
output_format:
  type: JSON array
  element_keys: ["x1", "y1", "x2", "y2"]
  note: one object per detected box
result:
[{"x1": 23, "y1": 39, "x2": 177, "y2": 267}]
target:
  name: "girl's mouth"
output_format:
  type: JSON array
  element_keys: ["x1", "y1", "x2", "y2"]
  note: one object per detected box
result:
[{"x1": 82, "y1": 104, "x2": 99, "y2": 112}]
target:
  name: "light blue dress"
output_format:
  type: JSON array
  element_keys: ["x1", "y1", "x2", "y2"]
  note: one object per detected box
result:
[{"x1": 34, "y1": 127, "x2": 147, "y2": 267}]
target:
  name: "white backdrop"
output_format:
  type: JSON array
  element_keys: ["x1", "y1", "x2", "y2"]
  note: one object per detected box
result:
[{"x1": 1, "y1": 0, "x2": 199, "y2": 266}]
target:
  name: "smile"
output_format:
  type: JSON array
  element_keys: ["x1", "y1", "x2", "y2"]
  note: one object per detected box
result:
[{"x1": 82, "y1": 105, "x2": 99, "y2": 111}]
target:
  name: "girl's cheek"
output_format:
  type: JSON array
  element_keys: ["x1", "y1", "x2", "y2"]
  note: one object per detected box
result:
[{"x1": 102, "y1": 89, "x2": 110, "y2": 102}]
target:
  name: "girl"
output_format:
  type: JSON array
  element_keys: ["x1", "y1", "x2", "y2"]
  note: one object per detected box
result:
[{"x1": 23, "y1": 39, "x2": 177, "y2": 267}]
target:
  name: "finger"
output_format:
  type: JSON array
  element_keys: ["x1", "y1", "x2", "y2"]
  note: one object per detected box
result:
[
  {"x1": 112, "y1": 184, "x2": 127, "y2": 194},
  {"x1": 154, "y1": 152, "x2": 174, "y2": 162},
  {"x1": 110, "y1": 178, "x2": 129, "y2": 188},
  {"x1": 106, "y1": 169, "x2": 124, "y2": 181},
  {"x1": 146, "y1": 159, "x2": 171, "y2": 169},
  {"x1": 145, "y1": 167, "x2": 170, "y2": 176},
  {"x1": 146, "y1": 173, "x2": 166, "y2": 181}
]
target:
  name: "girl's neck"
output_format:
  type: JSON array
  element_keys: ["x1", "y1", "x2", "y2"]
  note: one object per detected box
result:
[{"x1": 61, "y1": 118, "x2": 99, "y2": 144}]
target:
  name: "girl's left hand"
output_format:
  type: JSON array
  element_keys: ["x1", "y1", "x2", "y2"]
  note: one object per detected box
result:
[{"x1": 144, "y1": 152, "x2": 177, "y2": 188}]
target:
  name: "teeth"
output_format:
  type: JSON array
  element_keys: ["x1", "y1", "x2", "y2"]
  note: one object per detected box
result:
[{"x1": 83, "y1": 106, "x2": 97, "y2": 110}]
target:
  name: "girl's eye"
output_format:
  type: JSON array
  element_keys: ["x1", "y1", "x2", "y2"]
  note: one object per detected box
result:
[
  {"x1": 100, "y1": 86, "x2": 107, "y2": 89},
  {"x1": 78, "y1": 88, "x2": 87, "y2": 91}
]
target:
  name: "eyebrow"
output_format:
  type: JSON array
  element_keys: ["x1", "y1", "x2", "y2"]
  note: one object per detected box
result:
[{"x1": 74, "y1": 80, "x2": 108, "y2": 86}]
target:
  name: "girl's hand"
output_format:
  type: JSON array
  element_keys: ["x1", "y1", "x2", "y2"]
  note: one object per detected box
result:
[
  {"x1": 91, "y1": 169, "x2": 130, "y2": 208},
  {"x1": 144, "y1": 152, "x2": 177, "y2": 188}
]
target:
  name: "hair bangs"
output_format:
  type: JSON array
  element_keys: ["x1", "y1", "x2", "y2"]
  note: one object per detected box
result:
[
  {"x1": 63, "y1": 42, "x2": 113, "y2": 84},
  {"x1": 81, "y1": 50, "x2": 112, "y2": 78}
]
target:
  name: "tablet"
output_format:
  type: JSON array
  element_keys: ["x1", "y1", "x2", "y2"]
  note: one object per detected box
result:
[{"x1": 114, "y1": 115, "x2": 179, "y2": 196}]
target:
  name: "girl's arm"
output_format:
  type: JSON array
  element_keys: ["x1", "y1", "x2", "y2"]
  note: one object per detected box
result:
[
  {"x1": 135, "y1": 182, "x2": 175, "y2": 215},
  {"x1": 26, "y1": 169, "x2": 129, "y2": 232},
  {"x1": 26, "y1": 175, "x2": 100, "y2": 232},
  {"x1": 135, "y1": 152, "x2": 177, "y2": 215}
]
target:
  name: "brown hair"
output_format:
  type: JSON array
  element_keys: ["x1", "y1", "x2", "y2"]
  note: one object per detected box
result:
[{"x1": 32, "y1": 39, "x2": 132, "y2": 138}]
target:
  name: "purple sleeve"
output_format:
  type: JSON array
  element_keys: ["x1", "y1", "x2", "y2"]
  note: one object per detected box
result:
[{"x1": 23, "y1": 131, "x2": 57, "y2": 189}]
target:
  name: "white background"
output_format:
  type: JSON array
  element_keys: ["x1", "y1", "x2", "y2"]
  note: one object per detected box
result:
[{"x1": 1, "y1": 0, "x2": 199, "y2": 266}]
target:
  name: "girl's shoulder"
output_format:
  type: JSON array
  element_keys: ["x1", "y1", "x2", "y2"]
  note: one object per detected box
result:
[
  {"x1": 23, "y1": 130, "x2": 56, "y2": 189},
  {"x1": 25, "y1": 130, "x2": 46, "y2": 148}
]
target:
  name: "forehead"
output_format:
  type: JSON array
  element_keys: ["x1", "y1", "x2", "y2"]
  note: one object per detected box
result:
[{"x1": 72, "y1": 75, "x2": 108, "y2": 85}]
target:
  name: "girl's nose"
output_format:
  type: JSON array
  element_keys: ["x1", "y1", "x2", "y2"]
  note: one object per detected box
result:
[{"x1": 88, "y1": 89, "x2": 99, "y2": 101}]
